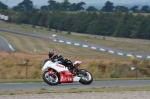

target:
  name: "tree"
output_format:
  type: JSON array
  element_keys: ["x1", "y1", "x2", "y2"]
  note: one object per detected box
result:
[
  {"x1": 76, "y1": 2, "x2": 86, "y2": 11},
  {"x1": 71, "y1": 12, "x2": 89, "y2": 33},
  {"x1": 15, "y1": 9, "x2": 38, "y2": 24},
  {"x1": 137, "y1": 19, "x2": 147, "y2": 39},
  {"x1": 59, "y1": 0, "x2": 70, "y2": 11},
  {"x1": 86, "y1": 6, "x2": 98, "y2": 12},
  {"x1": 144, "y1": 16, "x2": 150, "y2": 39},
  {"x1": 141, "y1": 5, "x2": 150, "y2": 13},
  {"x1": 134, "y1": 16, "x2": 150, "y2": 39},
  {"x1": 0, "y1": 1, "x2": 8, "y2": 10},
  {"x1": 40, "y1": 6, "x2": 49, "y2": 11},
  {"x1": 130, "y1": 6, "x2": 139, "y2": 13},
  {"x1": 30, "y1": 12, "x2": 42, "y2": 28},
  {"x1": 69, "y1": 3, "x2": 77, "y2": 11},
  {"x1": 129, "y1": 14, "x2": 144, "y2": 38},
  {"x1": 13, "y1": 5, "x2": 24, "y2": 12},
  {"x1": 38, "y1": 12, "x2": 49, "y2": 28},
  {"x1": 13, "y1": 0, "x2": 33, "y2": 12},
  {"x1": 102, "y1": 1, "x2": 114, "y2": 12},
  {"x1": 113, "y1": 13, "x2": 134, "y2": 38},
  {"x1": 87, "y1": 20, "x2": 101, "y2": 35},
  {"x1": 48, "y1": 0, "x2": 57, "y2": 11},
  {"x1": 115, "y1": 6, "x2": 129, "y2": 12},
  {"x1": 19, "y1": 0, "x2": 33, "y2": 10}
]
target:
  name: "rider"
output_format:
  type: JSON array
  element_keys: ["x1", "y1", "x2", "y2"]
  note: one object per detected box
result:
[{"x1": 48, "y1": 49, "x2": 78, "y2": 71}]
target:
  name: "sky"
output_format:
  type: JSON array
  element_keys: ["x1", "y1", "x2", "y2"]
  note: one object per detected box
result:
[{"x1": 1, "y1": 0, "x2": 150, "y2": 8}]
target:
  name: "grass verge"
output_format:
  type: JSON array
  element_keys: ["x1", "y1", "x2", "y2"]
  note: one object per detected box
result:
[{"x1": 0, "y1": 78, "x2": 150, "y2": 83}]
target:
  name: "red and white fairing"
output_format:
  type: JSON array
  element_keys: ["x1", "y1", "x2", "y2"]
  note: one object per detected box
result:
[
  {"x1": 74, "y1": 61, "x2": 82, "y2": 67},
  {"x1": 42, "y1": 61, "x2": 81, "y2": 83}
]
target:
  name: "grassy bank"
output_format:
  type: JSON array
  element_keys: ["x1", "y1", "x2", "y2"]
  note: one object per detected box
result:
[
  {"x1": 0, "y1": 51, "x2": 150, "y2": 79},
  {"x1": 0, "y1": 20, "x2": 150, "y2": 80},
  {"x1": 0, "y1": 20, "x2": 150, "y2": 56},
  {"x1": 0, "y1": 31, "x2": 130, "y2": 61}
]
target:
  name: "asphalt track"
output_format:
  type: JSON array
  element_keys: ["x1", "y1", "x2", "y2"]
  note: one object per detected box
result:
[
  {"x1": 0, "y1": 80, "x2": 150, "y2": 91},
  {"x1": 0, "y1": 36, "x2": 11, "y2": 51}
]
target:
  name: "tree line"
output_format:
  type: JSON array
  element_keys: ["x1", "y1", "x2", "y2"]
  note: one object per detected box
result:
[
  {"x1": 1, "y1": 0, "x2": 150, "y2": 13},
  {"x1": 0, "y1": 0, "x2": 150, "y2": 39}
]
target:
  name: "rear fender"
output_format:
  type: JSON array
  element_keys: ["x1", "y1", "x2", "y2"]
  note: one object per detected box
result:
[{"x1": 74, "y1": 61, "x2": 82, "y2": 67}]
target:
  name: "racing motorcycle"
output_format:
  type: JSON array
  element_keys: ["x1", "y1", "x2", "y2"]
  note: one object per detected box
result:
[{"x1": 42, "y1": 59, "x2": 93, "y2": 85}]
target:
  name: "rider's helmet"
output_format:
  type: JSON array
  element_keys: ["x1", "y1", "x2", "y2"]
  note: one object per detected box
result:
[{"x1": 48, "y1": 50, "x2": 57, "y2": 59}]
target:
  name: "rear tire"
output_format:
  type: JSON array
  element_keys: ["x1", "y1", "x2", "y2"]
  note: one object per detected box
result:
[
  {"x1": 79, "y1": 69, "x2": 93, "y2": 85},
  {"x1": 42, "y1": 71, "x2": 59, "y2": 85}
]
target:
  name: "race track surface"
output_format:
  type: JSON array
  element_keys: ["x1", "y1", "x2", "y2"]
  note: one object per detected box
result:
[
  {"x1": 0, "y1": 80, "x2": 150, "y2": 91},
  {"x1": 0, "y1": 36, "x2": 10, "y2": 51}
]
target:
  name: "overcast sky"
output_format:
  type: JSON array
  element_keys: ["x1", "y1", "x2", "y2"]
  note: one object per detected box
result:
[{"x1": 1, "y1": 0, "x2": 150, "y2": 7}]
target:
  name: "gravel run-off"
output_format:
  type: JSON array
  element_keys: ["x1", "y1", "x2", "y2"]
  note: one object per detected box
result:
[{"x1": 0, "y1": 91, "x2": 150, "y2": 99}]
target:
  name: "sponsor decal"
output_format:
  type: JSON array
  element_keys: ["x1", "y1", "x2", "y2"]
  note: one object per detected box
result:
[
  {"x1": 60, "y1": 70, "x2": 73, "y2": 82},
  {"x1": 61, "y1": 76, "x2": 73, "y2": 82},
  {"x1": 56, "y1": 64, "x2": 64, "y2": 68}
]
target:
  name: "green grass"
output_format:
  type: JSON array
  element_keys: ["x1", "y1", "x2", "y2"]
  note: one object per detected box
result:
[
  {"x1": 0, "y1": 20, "x2": 150, "y2": 57},
  {"x1": 0, "y1": 31, "x2": 130, "y2": 61},
  {"x1": 0, "y1": 21, "x2": 52, "y2": 36},
  {"x1": 58, "y1": 34, "x2": 150, "y2": 55},
  {"x1": 1, "y1": 20, "x2": 150, "y2": 61}
]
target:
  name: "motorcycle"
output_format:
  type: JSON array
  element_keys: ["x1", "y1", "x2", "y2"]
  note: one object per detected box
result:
[{"x1": 42, "y1": 59, "x2": 93, "y2": 85}]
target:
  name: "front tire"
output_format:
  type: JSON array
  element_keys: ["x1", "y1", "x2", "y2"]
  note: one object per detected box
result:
[
  {"x1": 42, "y1": 71, "x2": 59, "y2": 85},
  {"x1": 79, "y1": 69, "x2": 93, "y2": 85}
]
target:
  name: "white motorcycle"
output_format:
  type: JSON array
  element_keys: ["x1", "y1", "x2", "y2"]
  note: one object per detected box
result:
[{"x1": 42, "y1": 59, "x2": 93, "y2": 85}]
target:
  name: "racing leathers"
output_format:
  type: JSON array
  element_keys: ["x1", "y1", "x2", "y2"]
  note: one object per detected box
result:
[{"x1": 50, "y1": 54, "x2": 77, "y2": 71}]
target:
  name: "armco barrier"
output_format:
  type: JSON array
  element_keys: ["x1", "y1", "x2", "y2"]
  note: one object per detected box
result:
[{"x1": 53, "y1": 39, "x2": 150, "y2": 59}]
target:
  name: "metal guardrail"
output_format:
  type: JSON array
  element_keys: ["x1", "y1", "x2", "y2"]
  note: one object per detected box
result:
[{"x1": 0, "y1": 28, "x2": 150, "y2": 59}]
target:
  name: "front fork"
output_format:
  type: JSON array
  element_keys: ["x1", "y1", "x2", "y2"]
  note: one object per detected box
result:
[{"x1": 48, "y1": 68, "x2": 55, "y2": 74}]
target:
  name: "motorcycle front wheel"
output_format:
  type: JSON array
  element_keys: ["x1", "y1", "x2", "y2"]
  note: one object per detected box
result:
[
  {"x1": 42, "y1": 71, "x2": 59, "y2": 85},
  {"x1": 78, "y1": 69, "x2": 93, "y2": 85}
]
